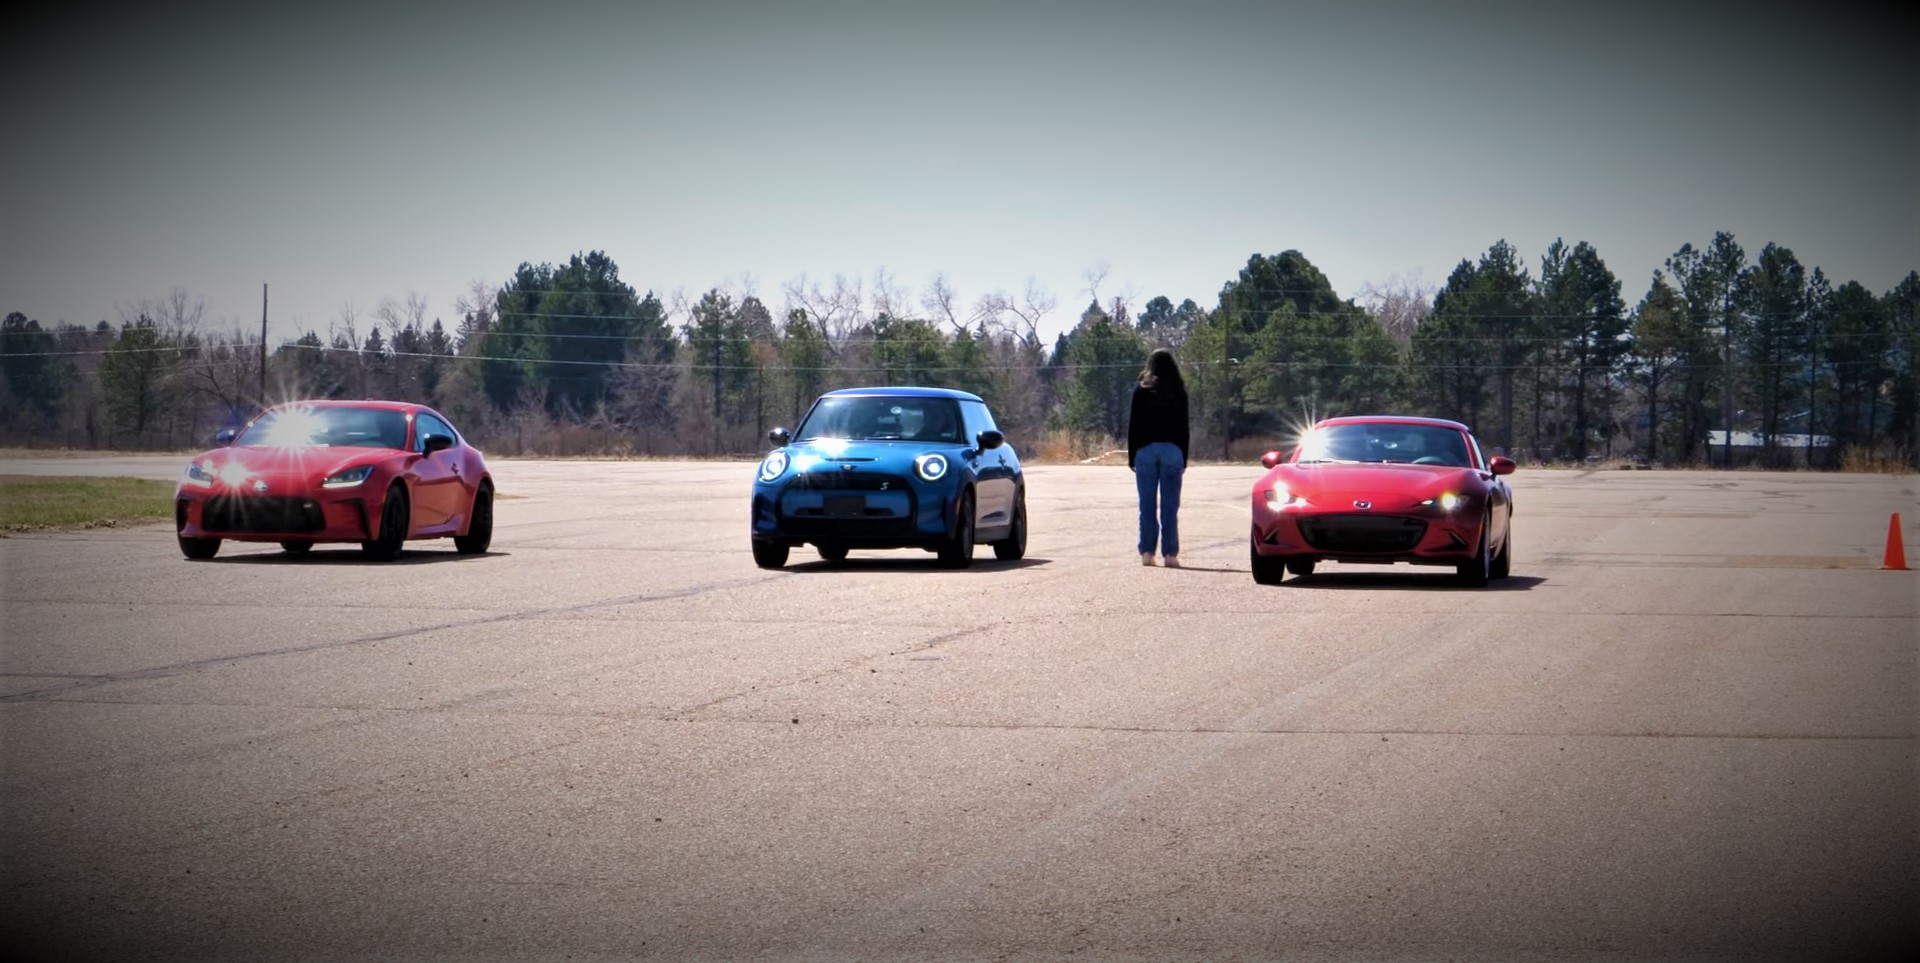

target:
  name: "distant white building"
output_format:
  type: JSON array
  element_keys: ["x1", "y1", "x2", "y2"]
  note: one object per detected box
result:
[{"x1": 1705, "y1": 430, "x2": 1834, "y2": 467}]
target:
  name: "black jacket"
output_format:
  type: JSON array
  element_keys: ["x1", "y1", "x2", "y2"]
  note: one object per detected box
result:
[{"x1": 1127, "y1": 383, "x2": 1189, "y2": 469}]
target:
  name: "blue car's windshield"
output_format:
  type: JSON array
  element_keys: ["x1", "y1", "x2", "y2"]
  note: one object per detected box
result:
[
  {"x1": 797, "y1": 397, "x2": 963, "y2": 443},
  {"x1": 237, "y1": 406, "x2": 409, "y2": 449},
  {"x1": 1298, "y1": 423, "x2": 1473, "y2": 467}
]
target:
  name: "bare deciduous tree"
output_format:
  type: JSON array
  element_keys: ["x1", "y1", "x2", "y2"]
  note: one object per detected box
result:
[
  {"x1": 782, "y1": 273, "x2": 863, "y2": 343},
  {"x1": 980, "y1": 278, "x2": 1058, "y2": 349},
  {"x1": 1358, "y1": 272, "x2": 1435, "y2": 342}
]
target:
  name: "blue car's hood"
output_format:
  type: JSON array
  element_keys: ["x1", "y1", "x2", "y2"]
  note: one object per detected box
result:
[{"x1": 782, "y1": 437, "x2": 970, "y2": 471}]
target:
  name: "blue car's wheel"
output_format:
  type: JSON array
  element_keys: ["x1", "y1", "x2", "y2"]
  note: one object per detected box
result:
[
  {"x1": 939, "y1": 492, "x2": 975, "y2": 568},
  {"x1": 992, "y1": 490, "x2": 1026, "y2": 561},
  {"x1": 752, "y1": 538, "x2": 789, "y2": 569}
]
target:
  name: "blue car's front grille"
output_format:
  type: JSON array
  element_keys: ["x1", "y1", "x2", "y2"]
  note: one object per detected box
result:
[{"x1": 791, "y1": 471, "x2": 911, "y2": 493}]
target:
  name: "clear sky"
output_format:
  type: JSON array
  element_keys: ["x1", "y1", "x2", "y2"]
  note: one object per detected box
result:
[{"x1": 4, "y1": 0, "x2": 1913, "y2": 345}]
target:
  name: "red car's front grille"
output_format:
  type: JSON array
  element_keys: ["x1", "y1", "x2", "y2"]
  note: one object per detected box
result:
[
  {"x1": 203, "y1": 495, "x2": 326, "y2": 533},
  {"x1": 1297, "y1": 514, "x2": 1428, "y2": 554}
]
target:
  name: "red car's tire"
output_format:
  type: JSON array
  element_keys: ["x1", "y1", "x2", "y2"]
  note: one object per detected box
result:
[
  {"x1": 1251, "y1": 534, "x2": 1286, "y2": 585},
  {"x1": 454, "y1": 483, "x2": 493, "y2": 555},
  {"x1": 179, "y1": 535, "x2": 221, "y2": 560},
  {"x1": 1456, "y1": 514, "x2": 1492, "y2": 587},
  {"x1": 361, "y1": 484, "x2": 409, "y2": 561},
  {"x1": 1489, "y1": 520, "x2": 1511, "y2": 579}
]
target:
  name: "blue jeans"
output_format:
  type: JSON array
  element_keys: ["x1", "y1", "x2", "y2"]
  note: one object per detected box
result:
[{"x1": 1134, "y1": 442, "x2": 1184, "y2": 557}]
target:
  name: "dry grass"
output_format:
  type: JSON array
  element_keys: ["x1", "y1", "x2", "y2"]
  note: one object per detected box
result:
[
  {"x1": 1839, "y1": 445, "x2": 1917, "y2": 474},
  {"x1": 0, "y1": 475, "x2": 176, "y2": 535}
]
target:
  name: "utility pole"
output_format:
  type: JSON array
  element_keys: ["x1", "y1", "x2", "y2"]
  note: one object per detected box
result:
[
  {"x1": 259, "y1": 283, "x2": 268, "y2": 410},
  {"x1": 1220, "y1": 309, "x2": 1232, "y2": 460}
]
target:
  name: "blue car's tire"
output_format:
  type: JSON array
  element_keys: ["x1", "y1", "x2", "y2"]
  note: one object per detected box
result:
[
  {"x1": 992, "y1": 491, "x2": 1026, "y2": 561},
  {"x1": 752, "y1": 538, "x2": 789, "y2": 569},
  {"x1": 939, "y1": 492, "x2": 975, "y2": 569}
]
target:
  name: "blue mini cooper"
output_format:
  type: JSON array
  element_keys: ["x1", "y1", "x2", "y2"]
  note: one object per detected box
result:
[{"x1": 750, "y1": 387, "x2": 1026, "y2": 568}]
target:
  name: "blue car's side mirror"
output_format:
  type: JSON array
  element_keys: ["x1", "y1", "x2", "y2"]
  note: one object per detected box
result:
[
  {"x1": 768, "y1": 427, "x2": 791, "y2": 446},
  {"x1": 214, "y1": 428, "x2": 237, "y2": 446},
  {"x1": 976, "y1": 430, "x2": 1004, "y2": 451}
]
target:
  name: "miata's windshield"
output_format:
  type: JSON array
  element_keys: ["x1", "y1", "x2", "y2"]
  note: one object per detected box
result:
[
  {"x1": 796, "y1": 397, "x2": 963, "y2": 443},
  {"x1": 1297, "y1": 423, "x2": 1473, "y2": 467}
]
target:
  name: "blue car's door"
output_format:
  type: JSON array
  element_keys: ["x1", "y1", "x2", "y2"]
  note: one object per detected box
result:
[{"x1": 962, "y1": 400, "x2": 1017, "y2": 527}]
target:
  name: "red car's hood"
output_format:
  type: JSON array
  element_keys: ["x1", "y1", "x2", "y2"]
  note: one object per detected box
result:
[
  {"x1": 1262, "y1": 462, "x2": 1478, "y2": 502},
  {"x1": 188, "y1": 445, "x2": 398, "y2": 486}
]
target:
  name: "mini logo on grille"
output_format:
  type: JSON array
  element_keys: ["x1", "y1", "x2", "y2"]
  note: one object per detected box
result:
[
  {"x1": 252, "y1": 480, "x2": 269, "y2": 492},
  {"x1": 1353, "y1": 500, "x2": 1371, "y2": 509},
  {"x1": 841, "y1": 464, "x2": 855, "y2": 471}
]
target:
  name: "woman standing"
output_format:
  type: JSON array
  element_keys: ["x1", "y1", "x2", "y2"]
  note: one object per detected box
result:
[{"x1": 1127, "y1": 348, "x2": 1190, "y2": 567}]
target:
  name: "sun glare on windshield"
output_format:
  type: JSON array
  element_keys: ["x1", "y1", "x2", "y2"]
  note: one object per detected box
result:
[{"x1": 257, "y1": 407, "x2": 329, "y2": 447}]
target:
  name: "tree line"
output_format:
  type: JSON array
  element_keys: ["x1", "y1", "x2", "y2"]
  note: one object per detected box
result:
[{"x1": 3, "y1": 237, "x2": 1916, "y2": 468}]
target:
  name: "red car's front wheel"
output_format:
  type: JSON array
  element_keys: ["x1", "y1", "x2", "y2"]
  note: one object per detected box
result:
[{"x1": 361, "y1": 484, "x2": 409, "y2": 561}]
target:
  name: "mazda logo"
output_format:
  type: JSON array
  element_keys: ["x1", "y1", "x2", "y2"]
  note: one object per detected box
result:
[
  {"x1": 1353, "y1": 500, "x2": 1371, "y2": 509},
  {"x1": 252, "y1": 480, "x2": 269, "y2": 493}
]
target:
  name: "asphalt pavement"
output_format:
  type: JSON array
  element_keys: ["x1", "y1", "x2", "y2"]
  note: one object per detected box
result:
[{"x1": 2, "y1": 455, "x2": 1915, "y2": 961}]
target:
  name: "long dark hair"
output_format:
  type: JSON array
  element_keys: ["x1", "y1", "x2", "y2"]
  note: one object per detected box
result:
[{"x1": 1140, "y1": 348, "x2": 1186, "y2": 397}]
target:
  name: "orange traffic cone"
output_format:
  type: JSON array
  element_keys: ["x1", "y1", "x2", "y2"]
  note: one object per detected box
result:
[{"x1": 1883, "y1": 513, "x2": 1910, "y2": 571}]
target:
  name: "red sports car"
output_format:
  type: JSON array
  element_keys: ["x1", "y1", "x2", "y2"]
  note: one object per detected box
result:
[
  {"x1": 1250, "y1": 415, "x2": 1515, "y2": 586},
  {"x1": 173, "y1": 400, "x2": 495, "y2": 561}
]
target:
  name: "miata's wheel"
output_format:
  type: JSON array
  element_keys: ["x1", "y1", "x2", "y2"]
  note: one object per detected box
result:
[
  {"x1": 752, "y1": 538, "x2": 789, "y2": 569},
  {"x1": 1251, "y1": 534, "x2": 1286, "y2": 585},
  {"x1": 939, "y1": 492, "x2": 975, "y2": 569},
  {"x1": 993, "y1": 490, "x2": 1027, "y2": 561},
  {"x1": 454, "y1": 483, "x2": 494, "y2": 555},
  {"x1": 361, "y1": 484, "x2": 409, "y2": 562},
  {"x1": 279, "y1": 539, "x2": 314, "y2": 555},
  {"x1": 179, "y1": 535, "x2": 221, "y2": 560},
  {"x1": 816, "y1": 543, "x2": 849, "y2": 563},
  {"x1": 1285, "y1": 558, "x2": 1316, "y2": 577},
  {"x1": 1489, "y1": 521, "x2": 1511, "y2": 580},
  {"x1": 1456, "y1": 514, "x2": 1491, "y2": 587}
]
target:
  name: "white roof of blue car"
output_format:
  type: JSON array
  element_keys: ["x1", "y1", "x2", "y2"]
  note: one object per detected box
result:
[{"x1": 819, "y1": 386, "x2": 985, "y2": 402}]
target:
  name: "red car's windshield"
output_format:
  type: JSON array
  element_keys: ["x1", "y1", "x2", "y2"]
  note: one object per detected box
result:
[
  {"x1": 1298, "y1": 423, "x2": 1473, "y2": 467},
  {"x1": 237, "y1": 406, "x2": 409, "y2": 449}
]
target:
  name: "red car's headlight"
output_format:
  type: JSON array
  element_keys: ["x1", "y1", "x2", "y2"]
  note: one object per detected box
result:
[
  {"x1": 322, "y1": 465, "x2": 375, "y2": 488},
  {"x1": 1263, "y1": 486, "x2": 1306, "y2": 510}
]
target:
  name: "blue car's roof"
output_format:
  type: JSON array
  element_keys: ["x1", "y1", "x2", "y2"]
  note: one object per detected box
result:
[{"x1": 819, "y1": 386, "x2": 985, "y2": 402}]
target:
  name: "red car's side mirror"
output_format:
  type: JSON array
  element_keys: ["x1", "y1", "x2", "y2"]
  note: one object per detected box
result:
[
  {"x1": 1260, "y1": 450, "x2": 1284, "y2": 470},
  {"x1": 1488, "y1": 455, "x2": 1516, "y2": 475}
]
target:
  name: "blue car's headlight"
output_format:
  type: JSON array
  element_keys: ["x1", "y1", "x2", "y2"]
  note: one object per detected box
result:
[
  {"x1": 183, "y1": 461, "x2": 215, "y2": 488},
  {"x1": 322, "y1": 465, "x2": 375, "y2": 489},
  {"x1": 758, "y1": 450, "x2": 790, "y2": 482},
  {"x1": 914, "y1": 453, "x2": 949, "y2": 482}
]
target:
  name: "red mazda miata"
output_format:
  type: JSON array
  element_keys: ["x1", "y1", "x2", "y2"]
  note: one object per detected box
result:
[
  {"x1": 173, "y1": 400, "x2": 495, "y2": 561},
  {"x1": 1250, "y1": 415, "x2": 1514, "y2": 586}
]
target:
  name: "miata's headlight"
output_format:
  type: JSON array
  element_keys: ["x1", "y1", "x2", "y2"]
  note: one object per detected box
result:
[
  {"x1": 1263, "y1": 485, "x2": 1305, "y2": 510},
  {"x1": 914, "y1": 453, "x2": 949, "y2": 482},
  {"x1": 183, "y1": 461, "x2": 215, "y2": 488},
  {"x1": 322, "y1": 465, "x2": 375, "y2": 489},
  {"x1": 1421, "y1": 492, "x2": 1465, "y2": 511},
  {"x1": 758, "y1": 450, "x2": 790, "y2": 482}
]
